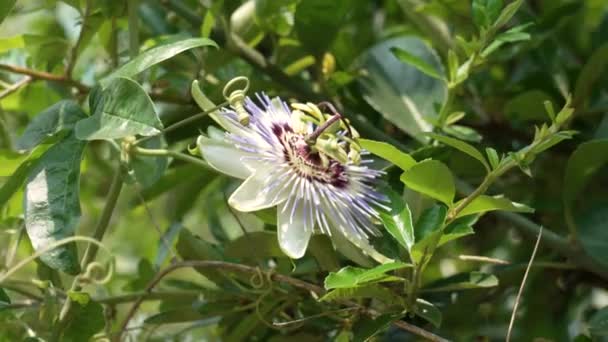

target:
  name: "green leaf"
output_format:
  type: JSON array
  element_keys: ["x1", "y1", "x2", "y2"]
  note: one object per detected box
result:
[
  {"x1": 294, "y1": 0, "x2": 349, "y2": 54},
  {"x1": 75, "y1": 77, "x2": 162, "y2": 140},
  {"x1": 0, "y1": 150, "x2": 29, "y2": 177},
  {"x1": 126, "y1": 136, "x2": 168, "y2": 187},
  {"x1": 320, "y1": 284, "x2": 401, "y2": 304},
  {"x1": 411, "y1": 205, "x2": 447, "y2": 264},
  {"x1": 427, "y1": 133, "x2": 490, "y2": 172},
  {"x1": 589, "y1": 307, "x2": 608, "y2": 337},
  {"x1": 324, "y1": 262, "x2": 411, "y2": 290},
  {"x1": 254, "y1": 0, "x2": 298, "y2": 36},
  {"x1": 401, "y1": 160, "x2": 455, "y2": 205},
  {"x1": 0, "y1": 146, "x2": 49, "y2": 211},
  {"x1": 62, "y1": 293, "x2": 104, "y2": 342},
  {"x1": 486, "y1": 147, "x2": 500, "y2": 169},
  {"x1": 352, "y1": 313, "x2": 401, "y2": 342},
  {"x1": 380, "y1": 204, "x2": 415, "y2": 251},
  {"x1": 225, "y1": 231, "x2": 285, "y2": 259},
  {"x1": 0, "y1": 35, "x2": 24, "y2": 54},
  {"x1": 482, "y1": 26, "x2": 531, "y2": 57},
  {"x1": 154, "y1": 222, "x2": 183, "y2": 268},
  {"x1": 439, "y1": 215, "x2": 477, "y2": 246},
  {"x1": 455, "y1": 195, "x2": 534, "y2": 218},
  {"x1": 574, "y1": 44, "x2": 608, "y2": 108},
  {"x1": 356, "y1": 37, "x2": 447, "y2": 142},
  {"x1": 442, "y1": 124, "x2": 483, "y2": 143},
  {"x1": 563, "y1": 139, "x2": 608, "y2": 208},
  {"x1": 0, "y1": 0, "x2": 16, "y2": 24},
  {"x1": 123, "y1": 259, "x2": 155, "y2": 291},
  {"x1": 101, "y1": 38, "x2": 217, "y2": 86},
  {"x1": 307, "y1": 235, "x2": 340, "y2": 271},
  {"x1": 577, "y1": 205, "x2": 608, "y2": 269},
  {"x1": 504, "y1": 90, "x2": 555, "y2": 123},
  {"x1": 359, "y1": 139, "x2": 417, "y2": 171},
  {"x1": 15, "y1": 101, "x2": 86, "y2": 151},
  {"x1": 24, "y1": 135, "x2": 85, "y2": 275},
  {"x1": 472, "y1": 0, "x2": 503, "y2": 28},
  {"x1": 414, "y1": 298, "x2": 442, "y2": 328},
  {"x1": 493, "y1": 0, "x2": 523, "y2": 28},
  {"x1": 0, "y1": 287, "x2": 10, "y2": 311},
  {"x1": 390, "y1": 47, "x2": 443, "y2": 80},
  {"x1": 422, "y1": 271, "x2": 499, "y2": 292},
  {"x1": 176, "y1": 228, "x2": 227, "y2": 286}
]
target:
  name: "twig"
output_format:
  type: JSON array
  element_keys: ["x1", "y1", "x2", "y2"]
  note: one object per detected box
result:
[
  {"x1": 65, "y1": 0, "x2": 91, "y2": 78},
  {"x1": 0, "y1": 64, "x2": 89, "y2": 93},
  {"x1": 506, "y1": 227, "x2": 542, "y2": 342},
  {"x1": 459, "y1": 255, "x2": 510, "y2": 265},
  {"x1": 114, "y1": 260, "x2": 448, "y2": 342},
  {"x1": 0, "y1": 77, "x2": 32, "y2": 99}
]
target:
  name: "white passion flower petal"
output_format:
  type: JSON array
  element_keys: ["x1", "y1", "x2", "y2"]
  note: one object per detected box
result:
[
  {"x1": 197, "y1": 135, "x2": 251, "y2": 179},
  {"x1": 277, "y1": 199, "x2": 313, "y2": 259},
  {"x1": 228, "y1": 172, "x2": 289, "y2": 212}
]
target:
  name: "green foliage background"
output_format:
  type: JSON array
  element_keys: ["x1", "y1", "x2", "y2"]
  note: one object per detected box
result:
[{"x1": 0, "y1": 0, "x2": 608, "y2": 341}]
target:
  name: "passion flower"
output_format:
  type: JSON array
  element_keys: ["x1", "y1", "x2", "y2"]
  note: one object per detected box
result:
[{"x1": 197, "y1": 93, "x2": 388, "y2": 260}]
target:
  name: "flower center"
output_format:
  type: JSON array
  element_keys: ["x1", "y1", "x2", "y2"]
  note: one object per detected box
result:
[{"x1": 273, "y1": 124, "x2": 348, "y2": 188}]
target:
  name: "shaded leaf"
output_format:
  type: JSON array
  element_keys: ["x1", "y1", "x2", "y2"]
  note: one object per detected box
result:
[
  {"x1": 62, "y1": 293, "x2": 104, "y2": 342},
  {"x1": 75, "y1": 77, "x2": 162, "y2": 140},
  {"x1": 101, "y1": 38, "x2": 217, "y2": 86},
  {"x1": 15, "y1": 101, "x2": 86, "y2": 151},
  {"x1": 24, "y1": 135, "x2": 85, "y2": 275},
  {"x1": 127, "y1": 136, "x2": 168, "y2": 187},
  {"x1": 176, "y1": 228, "x2": 227, "y2": 286},
  {"x1": 359, "y1": 139, "x2": 417, "y2": 171},
  {"x1": 427, "y1": 133, "x2": 490, "y2": 172},
  {"x1": 352, "y1": 313, "x2": 401, "y2": 342},
  {"x1": 356, "y1": 37, "x2": 446, "y2": 141},
  {"x1": 410, "y1": 205, "x2": 447, "y2": 264},
  {"x1": 414, "y1": 298, "x2": 441, "y2": 328},
  {"x1": 0, "y1": 0, "x2": 16, "y2": 24},
  {"x1": 422, "y1": 271, "x2": 499, "y2": 292},
  {"x1": 577, "y1": 205, "x2": 608, "y2": 268},
  {"x1": 439, "y1": 215, "x2": 477, "y2": 246},
  {"x1": 0, "y1": 288, "x2": 10, "y2": 311},
  {"x1": 401, "y1": 160, "x2": 455, "y2": 205},
  {"x1": 563, "y1": 139, "x2": 608, "y2": 208},
  {"x1": 294, "y1": 0, "x2": 348, "y2": 54},
  {"x1": 225, "y1": 231, "x2": 284, "y2": 259},
  {"x1": 574, "y1": 44, "x2": 608, "y2": 108},
  {"x1": 589, "y1": 307, "x2": 608, "y2": 337}
]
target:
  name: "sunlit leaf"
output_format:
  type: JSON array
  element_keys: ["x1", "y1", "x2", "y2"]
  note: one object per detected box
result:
[
  {"x1": 101, "y1": 38, "x2": 217, "y2": 86},
  {"x1": 324, "y1": 262, "x2": 411, "y2": 289},
  {"x1": 401, "y1": 160, "x2": 455, "y2": 205},
  {"x1": 75, "y1": 77, "x2": 162, "y2": 140},
  {"x1": 455, "y1": 195, "x2": 534, "y2": 218},
  {"x1": 24, "y1": 135, "x2": 85, "y2": 274},
  {"x1": 359, "y1": 139, "x2": 417, "y2": 171}
]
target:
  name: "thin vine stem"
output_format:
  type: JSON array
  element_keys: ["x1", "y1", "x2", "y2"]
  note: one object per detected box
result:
[
  {"x1": 131, "y1": 147, "x2": 211, "y2": 170},
  {"x1": 55, "y1": 170, "x2": 123, "y2": 337}
]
